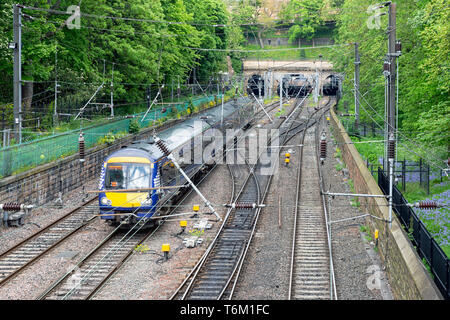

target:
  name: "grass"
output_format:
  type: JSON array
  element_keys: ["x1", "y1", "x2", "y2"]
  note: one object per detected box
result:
[
  {"x1": 242, "y1": 44, "x2": 334, "y2": 61},
  {"x1": 402, "y1": 177, "x2": 449, "y2": 203}
]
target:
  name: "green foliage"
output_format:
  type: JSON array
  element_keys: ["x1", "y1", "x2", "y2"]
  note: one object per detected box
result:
[
  {"x1": 243, "y1": 43, "x2": 334, "y2": 61},
  {"x1": 359, "y1": 224, "x2": 368, "y2": 233},
  {"x1": 275, "y1": 107, "x2": 285, "y2": 117},
  {"x1": 331, "y1": 0, "x2": 449, "y2": 154},
  {"x1": 97, "y1": 131, "x2": 127, "y2": 146},
  {"x1": 0, "y1": 0, "x2": 234, "y2": 125},
  {"x1": 189, "y1": 228, "x2": 205, "y2": 237},
  {"x1": 129, "y1": 119, "x2": 140, "y2": 134},
  {"x1": 184, "y1": 0, "x2": 229, "y2": 79},
  {"x1": 279, "y1": 0, "x2": 326, "y2": 43},
  {"x1": 403, "y1": 177, "x2": 449, "y2": 204}
]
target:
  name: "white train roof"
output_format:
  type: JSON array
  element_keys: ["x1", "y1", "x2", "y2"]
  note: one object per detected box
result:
[{"x1": 109, "y1": 97, "x2": 249, "y2": 161}]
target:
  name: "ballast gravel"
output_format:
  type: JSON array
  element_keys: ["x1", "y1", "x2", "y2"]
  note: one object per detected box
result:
[
  {"x1": 0, "y1": 179, "x2": 117, "y2": 300},
  {"x1": 92, "y1": 163, "x2": 233, "y2": 300},
  {"x1": 232, "y1": 105, "x2": 394, "y2": 300}
]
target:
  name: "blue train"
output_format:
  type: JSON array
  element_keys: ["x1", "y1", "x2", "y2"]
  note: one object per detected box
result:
[{"x1": 97, "y1": 99, "x2": 247, "y2": 228}]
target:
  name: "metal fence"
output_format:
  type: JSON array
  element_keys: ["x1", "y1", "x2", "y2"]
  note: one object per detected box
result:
[
  {"x1": 343, "y1": 119, "x2": 385, "y2": 138},
  {"x1": 0, "y1": 95, "x2": 218, "y2": 178},
  {"x1": 378, "y1": 168, "x2": 449, "y2": 300},
  {"x1": 368, "y1": 159, "x2": 446, "y2": 194}
]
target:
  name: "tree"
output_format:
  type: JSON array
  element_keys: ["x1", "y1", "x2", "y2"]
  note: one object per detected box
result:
[
  {"x1": 279, "y1": 0, "x2": 324, "y2": 44},
  {"x1": 330, "y1": 0, "x2": 449, "y2": 154},
  {"x1": 184, "y1": 0, "x2": 229, "y2": 81},
  {"x1": 0, "y1": 0, "x2": 231, "y2": 129}
]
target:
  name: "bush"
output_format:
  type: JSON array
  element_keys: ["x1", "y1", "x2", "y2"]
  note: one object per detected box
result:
[
  {"x1": 98, "y1": 131, "x2": 127, "y2": 146},
  {"x1": 98, "y1": 132, "x2": 116, "y2": 145},
  {"x1": 129, "y1": 119, "x2": 140, "y2": 134}
]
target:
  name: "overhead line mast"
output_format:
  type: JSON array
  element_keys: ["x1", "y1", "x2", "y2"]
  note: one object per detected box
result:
[
  {"x1": 385, "y1": 2, "x2": 401, "y2": 174},
  {"x1": 12, "y1": 4, "x2": 22, "y2": 144}
]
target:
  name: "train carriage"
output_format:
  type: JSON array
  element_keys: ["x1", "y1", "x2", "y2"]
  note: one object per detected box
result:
[{"x1": 98, "y1": 99, "x2": 246, "y2": 228}]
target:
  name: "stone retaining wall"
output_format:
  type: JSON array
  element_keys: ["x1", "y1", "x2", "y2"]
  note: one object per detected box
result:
[{"x1": 329, "y1": 106, "x2": 442, "y2": 299}]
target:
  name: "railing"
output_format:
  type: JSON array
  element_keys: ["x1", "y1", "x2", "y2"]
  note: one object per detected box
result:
[{"x1": 378, "y1": 167, "x2": 449, "y2": 300}]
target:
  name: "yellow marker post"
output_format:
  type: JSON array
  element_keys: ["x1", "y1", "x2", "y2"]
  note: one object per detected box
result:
[
  {"x1": 285, "y1": 157, "x2": 290, "y2": 166},
  {"x1": 374, "y1": 229, "x2": 379, "y2": 246},
  {"x1": 193, "y1": 205, "x2": 200, "y2": 212},
  {"x1": 180, "y1": 220, "x2": 187, "y2": 233},
  {"x1": 162, "y1": 243, "x2": 170, "y2": 260}
]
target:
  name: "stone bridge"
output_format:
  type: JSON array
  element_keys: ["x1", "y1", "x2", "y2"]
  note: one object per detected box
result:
[{"x1": 242, "y1": 59, "x2": 337, "y2": 96}]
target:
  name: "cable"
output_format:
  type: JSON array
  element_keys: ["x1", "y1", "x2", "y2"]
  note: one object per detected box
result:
[
  {"x1": 21, "y1": 5, "x2": 263, "y2": 28},
  {"x1": 184, "y1": 43, "x2": 350, "y2": 53}
]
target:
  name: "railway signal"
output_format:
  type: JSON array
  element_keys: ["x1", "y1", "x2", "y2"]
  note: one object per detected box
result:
[
  {"x1": 320, "y1": 132, "x2": 327, "y2": 165},
  {"x1": 180, "y1": 220, "x2": 187, "y2": 234},
  {"x1": 78, "y1": 131, "x2": 85, "y2": 163}
]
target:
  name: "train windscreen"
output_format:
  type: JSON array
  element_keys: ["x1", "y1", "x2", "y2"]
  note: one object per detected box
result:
[{"x1": 105, "y1": 163, "x2": 151, "y2": 190}]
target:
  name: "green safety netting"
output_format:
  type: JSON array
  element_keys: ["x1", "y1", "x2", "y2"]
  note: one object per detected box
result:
[{"x1": 0, "y1": 95, "x2": 219, "y2": 178}]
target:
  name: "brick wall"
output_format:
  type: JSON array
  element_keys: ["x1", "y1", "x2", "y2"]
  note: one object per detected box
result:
[{"x1": 329, "y1": 107, "x2": 442, "y2": 300}]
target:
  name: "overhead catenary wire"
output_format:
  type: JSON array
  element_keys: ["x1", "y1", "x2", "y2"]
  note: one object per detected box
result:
[
  {"x1": 352, "y1": 84, "x2": 447, "y2": 172},
  {"x1": 20, "y1": 4, "x2": 263, "y2": 28}
]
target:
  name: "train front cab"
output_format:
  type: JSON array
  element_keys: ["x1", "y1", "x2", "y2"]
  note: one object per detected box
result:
[{"x1": 99, "y1": 152, "x2": 160, "y2": 227}]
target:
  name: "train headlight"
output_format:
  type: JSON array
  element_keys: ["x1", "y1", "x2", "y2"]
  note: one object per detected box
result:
[
  {"x1": 141, "y1": 198, "x2": 152, "y2": 206},
  {"x1": 101, "y1": 197, "x2": 112, "y2": 206}
]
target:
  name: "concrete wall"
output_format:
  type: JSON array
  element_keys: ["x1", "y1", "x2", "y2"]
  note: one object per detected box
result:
[{"x1": 329, "y1": 106, "x2": 442, "y2": 300}]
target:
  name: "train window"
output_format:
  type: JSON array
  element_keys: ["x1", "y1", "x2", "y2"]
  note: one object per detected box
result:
[{"x1": 105, "y1": 163, "x2": 151, "y2": 190}]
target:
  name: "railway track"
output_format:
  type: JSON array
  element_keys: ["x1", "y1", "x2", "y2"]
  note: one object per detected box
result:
[
  {"x1": 171, "y1": 93, "x2": 314, "y2": 300},
  {"x1": 36, "y1": 96, "x2": 274, "y2": 300},
  {"x1": 288, "y1": 97, "x2": 337, "y2": 300},
  {"x1": 39, "y1": 230, "x2": 147, "y2": 300},
  {"x1": 0, "y1": 197, "x2": 99, "y2": 287},
  {"x1": 37, "y1": 161, "x2": 220, "y2": 300}
]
